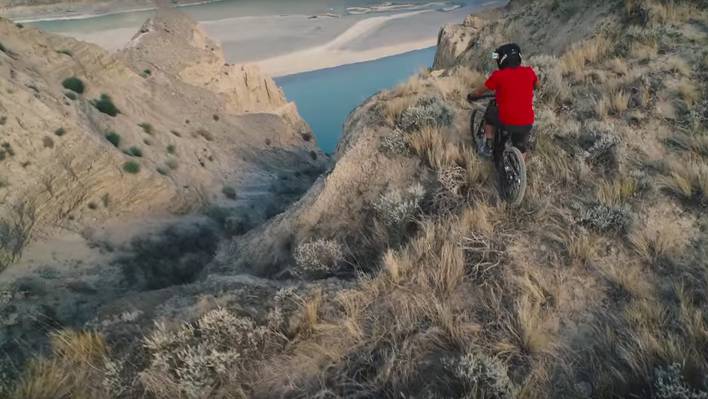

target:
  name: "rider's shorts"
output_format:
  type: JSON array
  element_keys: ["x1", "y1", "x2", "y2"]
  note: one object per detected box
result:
[{"x1": 484, "y1": 103, "x2": 533, "y2": 153}]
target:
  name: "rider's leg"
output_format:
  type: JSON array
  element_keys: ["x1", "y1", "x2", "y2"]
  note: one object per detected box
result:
[
  {"x1": 484, "y1": 123, "x2": 496, "y2": 141},
  {"x1": 509, "y1": 125, "x2": 533, "y2": 161}
]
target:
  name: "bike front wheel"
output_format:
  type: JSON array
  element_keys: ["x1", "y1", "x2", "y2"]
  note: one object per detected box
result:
[
  {"x1": 470, "y1": 109, "x2": 486, "y2": 155},
  {"x1": 500, "y1": 146, "x2": 527, "y2": 207}
]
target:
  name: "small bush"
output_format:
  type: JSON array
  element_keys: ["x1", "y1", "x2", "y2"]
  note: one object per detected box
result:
[
  {"x1": 212, "y1": 114, "x2": 219, "y2": 121},
  {"x1": 142, "y1": 308, "x2": 266, "y2": 397},
  {"x1": 138, "y1": 123, "x2": 153, "y2": 135},
  {"x1": 0, "y1": 42, "x2": 6, "y2": 54},
  {"x1": 105, "y1": 132, "x2": 121, "y2": 147},
  {"x1": 127, "y1": 146, "x2": 143, "y2": 157},
  {"x1": 0, "y1": 116, "x2": 6, "y2": 125},
  {"x1": 166, "y1": 144, "x2": 176, "y2": 154},
  {"x1": 580, "y1": 203, "x2": 632, "y2": 232},
  {"x1": 56, "y1": 49, "x2": 72, "y2": 57},
  {"x1": 62, "y1": 77, "x2": 85, "y2": 94},
  {"x1": 379, "y1": 129, "x2": 410, "y2": 157},
  {"x1": 222, "y1": 186, "x2": 237, "y2": 200},
  {"x1": 123, "y1": 161, "x2": 140, "y2": 174},
  {"x1": 54, "y1": 127, "x2": 66, "y2": 136},
  {"x1": 398, "y1": 96, "x2": 453, "y2": 131},
  {"x1": 156, "y1": 167, "x2": 169, "y2": 176},
  {"x1": 92, "y1": 94, "x2": 120, "y2": 117},
  {"x1": 141, "y1": 69, "x2": 151, "y2": 78},
  {"x1": 166, "y1": 159, "x2": 178, "y2": 171},
  {"x1": 301, "y1": 132, "x2": 313, "y2": 142},
  {"x1": 170, "y1": 130, "x2": 182, "y2": 137},
  {"x1": 374, "y1": 184, "x2": 425, "y2": 228},
  {"x1": 196, "y1": 129, "x2": 213, "y2": 141},
  {"x1": 293, "y1": 239, "x2": 345, "y2": 277},
  {"x1": 15, "y1": 23, "x2": 23, "y2": 29},
  {"x1": 442, "y1": 351, "x2": 516, "y2": 399},
  {"x1": 64, "y1": 92, "x2": 77, "y2": 101},
  {"x1": 43, "y1": 136, "x2": 54, "y2": 148},
  {"x1": 654, "y1": 363, "x2": 708, "y2": 399}
]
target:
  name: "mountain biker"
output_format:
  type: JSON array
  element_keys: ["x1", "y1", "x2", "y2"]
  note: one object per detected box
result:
[{"x1": 467, "y1": 43, "x2": 539, "y2": 160}]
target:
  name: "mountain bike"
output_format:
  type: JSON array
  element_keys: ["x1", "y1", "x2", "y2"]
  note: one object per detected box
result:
[{"x1": 467, "y1": 94, "x2": 527, "y2": 207}]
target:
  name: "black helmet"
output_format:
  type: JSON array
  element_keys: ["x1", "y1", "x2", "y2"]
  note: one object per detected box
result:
[{"x1": 493, "y1": 43, "x2": 522, "y2": 69}]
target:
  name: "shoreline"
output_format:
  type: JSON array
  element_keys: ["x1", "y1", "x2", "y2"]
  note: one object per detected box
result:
[
  {"x1": 263, "y1": 38, "x2": 438, "y2": 78},
  {"x1": 8, "y1": 0, "x2": 227, "y2": 24}
]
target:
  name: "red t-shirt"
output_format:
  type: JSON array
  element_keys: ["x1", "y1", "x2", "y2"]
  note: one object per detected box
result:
[{"x1": 484, "y1": 66, "x2": 538, "y2": 126}]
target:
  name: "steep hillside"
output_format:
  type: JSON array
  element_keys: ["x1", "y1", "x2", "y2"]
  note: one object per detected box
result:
[
  {"x1": 3, "y1": 0, "x2": 707, "y2": 398},
  {"x1": 0, "y1": 11, "x2": 324, "y2": 270}
]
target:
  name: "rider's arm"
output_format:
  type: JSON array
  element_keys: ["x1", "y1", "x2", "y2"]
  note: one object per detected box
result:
[{"x1": 471, "y1": 85, "x2": 492, "y2": 97}]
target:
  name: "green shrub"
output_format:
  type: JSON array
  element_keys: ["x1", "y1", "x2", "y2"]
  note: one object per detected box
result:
[
  {"x1": 15, "y1": 23, "x2": 23, "y2": 29},
  {"x1": 127, "y1": 146, "x2": 143, "y2": 157},
  {"x1": 61, "y1": 77, "x2": 85, "y2": 94},
  {"x1": 123, "y1": 161, "x2": 140, "y2": 174},
  {"x1": 156, "y1": 167, "x2": 169, "y2": 176},
  {"x1": 141, "y1": 69, "x2": 152, "y2": 78},
  {"x1": 0, "y1": 42, "x2": 6, "y2": 53},
  {"x1": 92, "y1": 94, "x2": 120, "y2": 117},
  {"x1": 64, "y1": 92, "x2": 77, "y2": 100},
  {"x1": 105, "y1": 132, "x2": 121, "y2": 147},
  {"x1": 54, "y1": 127, "x2": 66, "y2": 136},
  {"x1": 196, "y1": 129, "x2": 213, "y2": 141},
  {"x1": 166, "y1": 144, "x2": 176, "y2": 154},
  {"x1": 56, "y1": 49, "x2": 72, "y2": 57},
  {"x1": 222, "y1": 186, "x2": 237, "y2": 200},
  {"x1": 138, "y1": 122, "x2": 153, "y2": 135}
]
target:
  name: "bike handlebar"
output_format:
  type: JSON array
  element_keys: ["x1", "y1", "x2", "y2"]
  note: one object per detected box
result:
[{"x1": 466, "y1": 93, "x2": 495, "y2": 103}]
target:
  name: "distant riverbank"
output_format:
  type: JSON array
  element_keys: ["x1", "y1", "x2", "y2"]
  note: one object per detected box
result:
[{"x1": 2, "y1": 0, "x2": 226, "y2": 23}]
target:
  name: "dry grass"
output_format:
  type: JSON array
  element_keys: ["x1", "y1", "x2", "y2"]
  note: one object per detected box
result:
[
  {"x1": 596, "y1": 176, "x2": 639, "y2": 206},
  {"x1": 676, "y1": 79, "x2": 699, "y2": 106},
  {"x1": 560, "y1": 36, "x2": 610, "y2": 79},
  {"x1": 12, "y1": 330, "x2": 110, "y2": 399},
  {"x1": 433, "y1": 67, "x2": 485, "y2": 104},
  {"x1": 667, "y1": 132, "x2": 708, "y2": 157},
  {"x1": 380, "y1": 95, "x2": 418, "y2": 126},
  {"x1": 630, "y1": 42, "x2": 658, "y2": 62},
  {"x1": 664, "y1": 56, "x2": 692, "y2": 77},
  {"x1": 594, "y1": 95, "x2": 610, "y2": 119},
  {"x1": 658, "y1": 157, "x2": 708, "y2": 205},
  {"x1": 609, "y1": 90, "x2": 630, "y2": 115},
  {"x1": 606, "y1": 57, "x2": 629, "y2": 76},
  {"x1": 629, "y1": 219, "x2": 686, "y2": 264},
  {"x1": 409, "y1": 126, "x2": 465, "y2": 171}
]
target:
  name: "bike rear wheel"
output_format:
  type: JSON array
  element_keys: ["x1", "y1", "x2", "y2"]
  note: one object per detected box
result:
[{"x1": 500, "y1": 147, "x2": 527, "y2": 207}]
